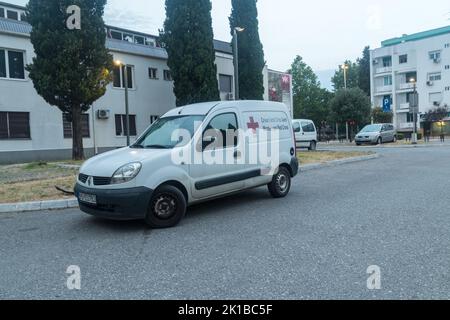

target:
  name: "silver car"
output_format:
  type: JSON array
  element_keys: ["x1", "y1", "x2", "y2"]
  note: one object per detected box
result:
[{"x1": 355, "y1": 124, "x2": 397, "y2": 145}]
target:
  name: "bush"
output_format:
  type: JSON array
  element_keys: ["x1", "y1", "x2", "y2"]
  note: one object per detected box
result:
[
  {"x1": 396, "y1": 133, "x2": 405, "y2": 140},
  {"x1": 417, "y1": 133, "x2": 423, "y2": 140}
]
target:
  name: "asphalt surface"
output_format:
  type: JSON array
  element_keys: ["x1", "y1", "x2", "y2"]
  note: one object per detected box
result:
[{"x1": 0, "y1": 146, "x2": 449, "y2": 299}]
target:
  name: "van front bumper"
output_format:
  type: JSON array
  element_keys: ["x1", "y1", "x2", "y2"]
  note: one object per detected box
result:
[{"x1": 74, "y1": 183, "x2": 153, "y2": 220}]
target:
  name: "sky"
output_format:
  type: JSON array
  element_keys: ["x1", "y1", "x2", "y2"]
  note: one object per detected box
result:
[{"x1": 8, "y1": 0, "x2": 450, "y2": 89}]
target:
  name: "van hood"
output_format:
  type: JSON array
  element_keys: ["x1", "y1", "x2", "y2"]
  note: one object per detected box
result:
[{"x1": 80, "y1": 147, "x2": 171, "y2": 177}]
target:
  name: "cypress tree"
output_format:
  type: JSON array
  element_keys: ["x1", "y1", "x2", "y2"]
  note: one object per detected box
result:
[
  {"x1": 230, "y1": 0, "x2": 265, "y2": 100},
  {"x1": 26, "y1": 0, "x2": 113, "y2": 160},
  {"x1": 161, "y1": 0, "x2": 220, "y2": 106}
]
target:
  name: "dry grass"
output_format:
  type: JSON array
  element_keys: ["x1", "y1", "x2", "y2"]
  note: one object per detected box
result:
[
  {"x1": 0, "y1": 175, "x2": 77, "y2": 204},
  {"x1": 298, "y1": 150, "x2": 373, "y2": 165}
]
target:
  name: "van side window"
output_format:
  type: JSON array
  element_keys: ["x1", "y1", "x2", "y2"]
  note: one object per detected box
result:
[
  {"x1": 293, "y1": 122, "x2": 301, "y2": 133},
  {"x1": 203, "y1": 113, "x2": 238, "y2": 149},
  {"x1": 301, "y1": 122, "x2": 315, "y2": 133}
]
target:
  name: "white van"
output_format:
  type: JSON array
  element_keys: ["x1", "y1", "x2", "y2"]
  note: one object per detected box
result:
[
  {"x1": 75, "y1": 101, "x2": 299, "y2": 228},
  {"x1": 292, "y1": 119, "x2": 318, "y2": 150}
]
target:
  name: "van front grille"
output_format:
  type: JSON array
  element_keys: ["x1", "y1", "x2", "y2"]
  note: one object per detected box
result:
[{"x1": 78, "y1": 174, "x2": 111, "y2": 186}]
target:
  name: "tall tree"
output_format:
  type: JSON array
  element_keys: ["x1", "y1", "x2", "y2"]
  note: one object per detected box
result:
[
  {"x1": 290, "y1": 56, "x2": 332, "y2": 125},
  {"x1": 160, "y1": 0, "x2": 219, "y2": 106},
  {"x1": 331, "y1": 60, "x2": 359, "y2": 92},
  {"x1": 230, "y1": 0, "x2": 265, "y2": 100},
  {"x1": 330, "y1": 88, "x2": 371, "y2": 126},
  {"x1": 26, "y1": 0, "x2": 112, "y2": 160},
  {"x1": 358, "y1": 46, "x2": 371, "y2": 97},
  {"x1": 372, "y1": 106, "x2": 393, "y2": 123}
]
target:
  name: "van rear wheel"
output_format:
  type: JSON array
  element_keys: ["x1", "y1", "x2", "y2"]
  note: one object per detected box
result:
[
  {"x1": 268, "y1": 167, "x2": 292, "y2": 198},
  {"x1": 308, "y1": 141, "x2": 317, "y2": 151},
  {"x1": 145, "y1": 185, "x2": 186, "y2": 228}
]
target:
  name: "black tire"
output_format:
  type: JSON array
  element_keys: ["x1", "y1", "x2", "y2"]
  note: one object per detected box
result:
[
  {"x1": 268, "y1": 167, "x2": 292, "y2": 198},
  {"x1": 308, "y1": 141, "x2": 317, "y2": 151},
  {"x1": 377, "y1": 137, "x2": 382, "y2": 145},
  {"x1": 356, "y1": 142, "x2": 362, "y2": 146},
  {"x1": 145, "y1": 185, "x2": 186, "y2": 228}
]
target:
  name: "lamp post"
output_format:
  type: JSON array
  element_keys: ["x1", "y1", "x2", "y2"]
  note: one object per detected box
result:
[
  {"x1": 233, "y1": 27, "x2": 245, "y2": 100},
  {"x1": 409, "y1": 77, "x2": 418, "y2": 145},
  {"x1": 114, "y1": 60, "x2": 131, "y2": 146},
  {"x1": 340, "y1": 63, "x2": 350, "y2": 141},
  {"x1": 438, "y1": 120, "x2": 445, "y2": 142}
]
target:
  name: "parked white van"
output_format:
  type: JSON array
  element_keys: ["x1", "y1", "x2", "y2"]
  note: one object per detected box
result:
[
  {"x1": 75, "y1": 101, "x2": 299, "y2": 228},
  {"x1": 292, "y1": 119, "x2": 318, "y2": 151}
]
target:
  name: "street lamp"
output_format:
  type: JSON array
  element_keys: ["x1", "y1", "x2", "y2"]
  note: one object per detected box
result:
[
  {"x1": 409, "y1": 77, "x2": 418, "y2": 145},
  {"x1": 340, "y1": 63, "x2": 349, "y2": 89},
  {"x1": 233, "y1": 27, "x2": 245, "y2": 100},
  {"x1": 114, "y1": 60, "x2": 131, "y2": 146}
]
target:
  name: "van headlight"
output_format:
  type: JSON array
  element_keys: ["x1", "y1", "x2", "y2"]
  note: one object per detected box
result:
[{"x1": 111, "y1": 162, "x2": 142, "y2": 184}]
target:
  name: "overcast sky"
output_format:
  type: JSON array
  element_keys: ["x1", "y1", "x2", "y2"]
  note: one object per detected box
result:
[{"x1": 9, "y1": 0, "x2": 450, "y2": 85}]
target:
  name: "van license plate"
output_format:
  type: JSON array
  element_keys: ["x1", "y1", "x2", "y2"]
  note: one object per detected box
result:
[{"x1": 79, "y1": 193, "x2": 97, "y2": 205}]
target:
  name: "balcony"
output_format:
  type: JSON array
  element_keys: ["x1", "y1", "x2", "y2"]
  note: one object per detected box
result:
[
  {"x1": 399, "y1": 102, "x2": 410, "y2": 110},
  {"x1": 399, "y1": 123, "x2": 414, "y2": 130},
  {"x1": 398, "y1": 83, "x2": 415, "y2": 91},
  {"x1": 376, "y1": 66, "x2": 392, "y2": 74},
  {"x1": 376, "y1": 85, "x2": 393, "y2": 93}
]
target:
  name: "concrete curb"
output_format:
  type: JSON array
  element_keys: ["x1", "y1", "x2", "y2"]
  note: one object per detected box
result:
[
  {"x1": 300, "y1": 153, "x2": 380, "y2": 172},
  {"x1": 0, "y1": 198, "x2": 78, "y2": 214}
]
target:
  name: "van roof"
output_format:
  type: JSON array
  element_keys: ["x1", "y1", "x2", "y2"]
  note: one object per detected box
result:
[{"x1": 163, "y1": 101, "x2": 289, "y2": 117}]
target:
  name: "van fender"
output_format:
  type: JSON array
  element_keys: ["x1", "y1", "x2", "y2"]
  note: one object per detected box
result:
[{"x1": 143, "y1": 165, "x2": 191, "y2": 194}]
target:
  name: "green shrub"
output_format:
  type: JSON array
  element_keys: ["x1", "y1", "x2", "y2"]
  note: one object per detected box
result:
[{"x1": 396, "y1": 133, "x2": 405, "y2": 140}]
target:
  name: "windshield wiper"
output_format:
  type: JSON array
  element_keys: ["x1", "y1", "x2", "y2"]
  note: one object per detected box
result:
[
  {"x1": 130, "y1": 144, "x2": 144, "y2": 149},
  {"x1": 144, "y1": 144, "x2": 173, "y2": 149}
]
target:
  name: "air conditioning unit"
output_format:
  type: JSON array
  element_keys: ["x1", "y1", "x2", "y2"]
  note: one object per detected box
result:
[
  {"x1": 97, "y1": 109, "x2": 110, "y2": 119},
  {"x1": 226, "y1": 92, "x2": 235, "y2": 101},
  {"x1": 433, "y1": 101, "x2": 440, "y2": 107},
  {"x1": 433, "y1": 58, "x2": 441, "y2": 64},
  {"x1": 427, "y1": 81, "x2": 434, "y2": 86},
  {"x1": 372, "y1": 59, "x2": 378, "y2": 65}
]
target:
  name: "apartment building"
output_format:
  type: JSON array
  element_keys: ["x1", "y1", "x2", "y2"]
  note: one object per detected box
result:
[
  {"x1": 370, "y1": 26, "x2": 450, "y2": 133},
  {"x1": 0, "y1": 1, "x2": 292, "y2": 164}
]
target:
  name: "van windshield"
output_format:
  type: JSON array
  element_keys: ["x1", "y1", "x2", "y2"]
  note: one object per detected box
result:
[{"x1": 132, "y1": 115, "x2": 205, "y2": 149}]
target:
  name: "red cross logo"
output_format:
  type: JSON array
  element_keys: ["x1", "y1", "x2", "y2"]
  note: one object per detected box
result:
[{"x1": 247, "y1": 117, "x2": 260, "y2": 133}]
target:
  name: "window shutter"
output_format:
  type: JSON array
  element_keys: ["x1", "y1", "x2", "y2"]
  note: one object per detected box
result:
[
  {"x1": 129, "y1": 115, "x2": 137, "y2": 136},
  {"x1": 115, "y1": 115, "x2": 122, "y2": 136},
  {"x1": 81, "y1": 114, "x2": 90, "y2": 138},
  {"x1": 0, "y1": 112, "x2": 7, "y2": 139},
  {"x1": 8, "y1": 112, "x2": 30, "y2": 139}
]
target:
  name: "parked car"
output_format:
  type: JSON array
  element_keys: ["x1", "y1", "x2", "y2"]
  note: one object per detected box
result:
[
  {"x1": 75, "y1": 101, "x2": 299, "y2": 228},
  {"x1": 355, "y1": 124, "x2": 397, "y2": 145},
  {"x1": 292, "y1": 119, "x2": 318, "y2": 151}
]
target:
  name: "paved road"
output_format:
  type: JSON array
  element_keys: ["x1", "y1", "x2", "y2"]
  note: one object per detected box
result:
[{"x1": 1, "y1": 146, "x2": 449, "y2": 299}]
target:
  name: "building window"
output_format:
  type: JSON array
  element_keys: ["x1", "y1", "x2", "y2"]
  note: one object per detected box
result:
[
  {"x1": 428, "y1": 72, "x2": 441, "y2": 82},
  {"x1": 134, "y1": 36, "x2": 145, "y2": 45},
  {"x1": 115, "y1": 114, "x2": 137, "y2": 136},
  {"x1": 163, "y1": 70, "x2": 172, "y2": 81},
  {"x1": 399, "y1": 54, "x2": 408, "y2": 64},
  {"x1": 445, "y1": 44, "x2": 450, "y2": 48},
  {"x1": 0, "y1": 112, "x2": 31, "y2": 139},
  {"x1": 429, "y1": 51, "x2": 441, "y2": 61},
  {"x1": 0, "y1": 49, "x2": 25, "y2": 79},
  {"x1": 407, "y1": 113, "x2": 414, "y2": 123},
  {"x1": 445, "y1": 87, "x2": 450, "y2": 91},
  {"x1": 150, "y1": 116, "x2": 159, "y2": 124},
  {"x1": 382, "y1": 56, "x2": 392, "y2": 67},
  {"x1": 110, "y1": 30, "x2": 122, "y2": 40},
  {"x1": 62, "y1": 114, "x2": 90, "y2": 139},
  {"x1": 0, "y1": 8, "x2": 4, "y2": 18},
  {"x1": 219, "y1": 74, "x2": 233, "y2": 93},
  {"x1": 148, "y1": 68, "x2": 158, "y2": 79},
  {"x1": 113, "y1": 65, "x2": 133, "y2": 89},
  {"x1": 445, "y1": 65, "x2": 450, "y2": 70},
  {"x1": 6, "y1": 10, "x2": 19, "y2": 20},
  {"x1": 383, "y1": 75, "x2": 392, "y2": 86}
]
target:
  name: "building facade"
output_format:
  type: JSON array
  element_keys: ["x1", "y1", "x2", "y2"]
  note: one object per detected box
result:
[
  {"x1": 370, "y1": 26, "x2": 450, "y2": 133},
  {"x1": 0, "y1": 1, "x2": 292, "y2": 164}
]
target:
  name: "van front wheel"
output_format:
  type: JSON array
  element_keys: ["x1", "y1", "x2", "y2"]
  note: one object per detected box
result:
[
  {"x1": 145, "y1": 185, "x2": 186, "y2": 228},
  {"x1": 268, "y1": 167, "x2": 292, "y2": 198}
]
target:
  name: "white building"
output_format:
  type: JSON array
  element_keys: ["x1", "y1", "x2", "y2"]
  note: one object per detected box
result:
[
  {"x1": 370, "y1": 26, "x2": 450, "y2": 133},
  {"x1": 0, "y1": 1, "x2": 292, "y2": 164}
]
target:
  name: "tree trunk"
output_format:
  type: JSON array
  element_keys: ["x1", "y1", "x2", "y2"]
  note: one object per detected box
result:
[{"x1": 72, "y1": 107, "x2": 84, "y2": 160}]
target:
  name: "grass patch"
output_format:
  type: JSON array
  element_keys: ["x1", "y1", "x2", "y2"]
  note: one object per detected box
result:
[
  {"x1": 0, "y1": 175, "x2": 77, "y2": 204},
  {"x1": 298, "y1": 150, "x2": 373, "y2": 165}
]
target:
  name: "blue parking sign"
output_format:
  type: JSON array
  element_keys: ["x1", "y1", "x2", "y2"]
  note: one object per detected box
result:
[{"x1": 383, "y1": 97, "x2": 391, "y2": 112}]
